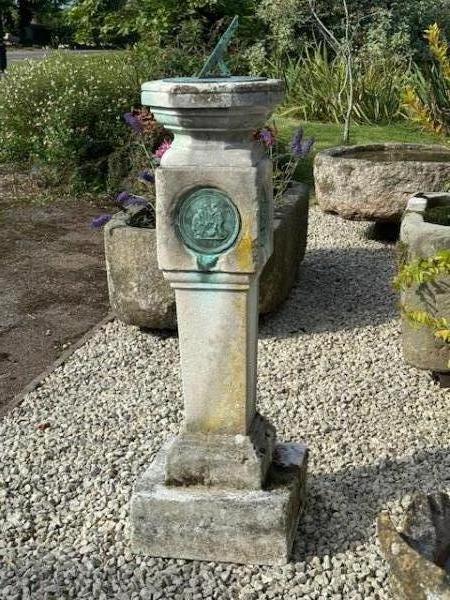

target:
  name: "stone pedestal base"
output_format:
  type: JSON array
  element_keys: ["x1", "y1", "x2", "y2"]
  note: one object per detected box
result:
[
  {"x1": 130, "y1": 439, "x2": 308, "y2": 565},
  {"x1": 165, "y1": 414, "x2": 276, "y2": 490}
]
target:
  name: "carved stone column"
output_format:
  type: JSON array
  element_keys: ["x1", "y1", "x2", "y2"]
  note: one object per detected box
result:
[{"x1": 130, "y1": 78, "x2": 308, "y2": 565}]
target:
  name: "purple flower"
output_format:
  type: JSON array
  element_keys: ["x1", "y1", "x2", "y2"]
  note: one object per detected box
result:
[
  {"x1": 291, "y1": 128, "x2": 315, "y2": 158},
  {"x1": 154, "y1": 140, "x2": 172, "y2": 159},
  {"x1": 91, "y1": 214, "x2": 112, "y2": 229},
  {"x1": 123, "y1": 195, "x2": 148, "y2": 207},
  {"x1": 138, "y1": 170, "x2": 155, "y2": 184},
  {"x1": 258, "y1": 128, "x2": 276, "y2": 148},
  {"x1": 123, "y1": 112, "x2": 143, "y2": 133},
  {"x1": 116, "y1": 191, "x2": 131, "y2": 204},
  {"x1": 116, "y1": 191, "x2": 148, "y2": 207}
]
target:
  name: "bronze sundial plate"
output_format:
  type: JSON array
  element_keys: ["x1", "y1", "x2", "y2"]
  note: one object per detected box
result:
[
  {"x1": 162, "y1": 76, "x2": 267, "y2": 84},
  {"x1": 176, "y1": 188, "x2": 241, "y2": 255}
]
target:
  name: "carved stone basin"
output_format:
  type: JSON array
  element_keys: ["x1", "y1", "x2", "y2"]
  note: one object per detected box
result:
[
  {"x1": 314, "y1": 144, "x2": 450, "y2": 222},
  {"x1": 378, "y1": 492, "x2": 450, "y2": 599}
]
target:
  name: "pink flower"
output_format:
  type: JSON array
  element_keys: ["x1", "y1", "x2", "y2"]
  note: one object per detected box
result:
[{"x1": 154, "y1": 140, "x2": 172, "y2": 159}]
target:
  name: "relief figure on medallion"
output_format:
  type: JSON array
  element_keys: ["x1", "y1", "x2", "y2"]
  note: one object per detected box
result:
[{"x1": 192, "y1": 198, "x2": 228, "y2": 241}]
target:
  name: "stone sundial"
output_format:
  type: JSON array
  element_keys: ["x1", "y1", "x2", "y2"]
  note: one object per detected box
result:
[{"x1": 130, "y1": 17, "x2": 309, "y2": 565}]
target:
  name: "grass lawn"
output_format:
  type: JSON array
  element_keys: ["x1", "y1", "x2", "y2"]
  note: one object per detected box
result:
[{"x1": 274, "y1": 117, "x2": 448, "y2": 187}]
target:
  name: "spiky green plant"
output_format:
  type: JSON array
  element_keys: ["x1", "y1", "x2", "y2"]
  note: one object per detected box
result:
[{"x1": 281, "y1": 44, "x2": 407, "y2": 125}]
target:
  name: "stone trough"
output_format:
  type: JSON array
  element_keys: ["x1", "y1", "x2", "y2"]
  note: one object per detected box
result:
[
  {"x1": 400, "y1": 193, "x2": 450, "y2": 374},
  {"x1": 314, "y1": 144, "x2": 450, "y2": 222}
]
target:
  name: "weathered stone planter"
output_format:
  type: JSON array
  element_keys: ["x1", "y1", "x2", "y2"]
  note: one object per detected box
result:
[
  {"x1": 104, "y1": 182, "x2": 309, "y2": 329},
  {"x1": 314, "y1": 144, "x2": 450, "y2": 222},
  {"x1": 400, "y1": 193, "x2": 450, "y2": 373},
  {"x1": 378, "y1": 493, "x2": 450, "y2": 600},
  {"x1": 104, "y1": 216, "x2": 176, "y2": 330}
]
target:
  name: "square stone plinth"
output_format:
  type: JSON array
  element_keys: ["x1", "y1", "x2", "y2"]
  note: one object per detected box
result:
[{"x1": 130, "y1": 439, "x2": 308, "y2": 565}]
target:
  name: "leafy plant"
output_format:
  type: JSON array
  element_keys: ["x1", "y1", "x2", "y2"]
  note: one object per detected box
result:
[
  {"x1": 92, "y1": 109, "x2": 172, "y2": 229},
  {"x1": 352, "y1": 53, "x2": 408, "y2": 124},
  {"x1": 395, "y1": 248, "x2": 450, "y2": 347},
  {"x1": 394, "y1": 249, "x2": 450, "y2": 290},
  {"x1": 401, "y1": 305, "x2": 450, "y2": 343},
  {"x1": 403, "y1": 23, "x2": 450, "y2": 135},
  {"x1": 281, "y1": 46, "x2": 347, "y2": 124},
  {"x1": 66, "y1": 0, "x2": 260, "y2": 47}
]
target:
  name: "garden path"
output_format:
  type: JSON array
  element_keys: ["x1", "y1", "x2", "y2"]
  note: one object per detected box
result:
[
  {"x1": 0, "y1": 167, "x2": 109, "y2": 412},
  {"x1": 6, "y1": 48, "x2": 112, "y2": 65}
]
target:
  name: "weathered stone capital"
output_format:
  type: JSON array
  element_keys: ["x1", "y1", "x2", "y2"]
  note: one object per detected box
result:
[{"x1": 142, "y1": 78, "x2": 283, "y2": 168}]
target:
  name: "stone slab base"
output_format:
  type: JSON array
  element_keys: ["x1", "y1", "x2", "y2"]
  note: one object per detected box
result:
[{"x1": 130, "y1": 439, "x2": 308, "y2": 565}]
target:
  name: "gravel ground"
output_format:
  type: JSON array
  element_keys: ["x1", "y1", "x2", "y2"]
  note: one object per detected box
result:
[{"x1": 1, "y1": 208, "x2": 449, "y2": 600}]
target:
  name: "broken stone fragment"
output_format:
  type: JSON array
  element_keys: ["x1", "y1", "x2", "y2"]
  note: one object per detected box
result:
[{"x1": 377, "y1": 492, "x2": 450, "y2": 600}]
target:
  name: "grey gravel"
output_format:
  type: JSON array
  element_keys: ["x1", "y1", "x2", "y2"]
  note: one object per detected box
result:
[{"x1": 1, "y1": 208, "x2": 449, "y2": 600}]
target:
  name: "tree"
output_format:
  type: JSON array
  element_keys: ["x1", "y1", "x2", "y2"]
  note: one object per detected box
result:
[
  {"x1": 308, "y1": 0, "x2": 355, "y2": 143},
  {"x1": 0, "y1": 0, "x2": 69, "y2": 44},
  {"x1": 66, "y1": 0, "x2": 259, "y2": 47}
]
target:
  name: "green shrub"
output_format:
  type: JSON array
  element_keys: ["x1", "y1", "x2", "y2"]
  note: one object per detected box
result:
[
  {"x1": 255, "y1": 0, "x2": 450, "y2": 65},
  {"x1": 66, "y1": 0, "x2": 260, "y2": 48},
  {"x1": 130, "y1": 22, "x2": 206, "y2": 80},
  {"x1": 0, "y1": 43, "x2": 205, "y2": 193},
  {"x1": 0, "y1": 51, "x2": 143, "y2": 190}
]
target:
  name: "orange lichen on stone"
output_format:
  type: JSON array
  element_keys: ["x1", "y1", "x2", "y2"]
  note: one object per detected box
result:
[{"x1": 236, "y1": 220, "x2": 256, "y2": 272}]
